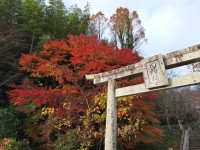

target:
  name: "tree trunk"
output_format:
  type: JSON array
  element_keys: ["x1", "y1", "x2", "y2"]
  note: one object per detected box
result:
[{"x1": 30, "y1": 25, "x2": 35, "y2": 54}]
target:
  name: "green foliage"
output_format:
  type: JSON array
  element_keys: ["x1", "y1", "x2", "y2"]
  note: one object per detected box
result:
[
  {"x1": 0, "y1": 138, "x2": 30, "y2": 150},
  {"x1": 0, "y1": 107, "x2": 21, "y2": 139},
  {"x1": 0, "y1": 0, "x2": 22, "y2": 25},
  {"x1": 45, "y1": 0, "x2": 67, "y2": 39},
  {"x1": 35, "y1": 34, "x2": 52, "y2": 52},
  {"x1": 66, "y1": 3, "x2": 90, "y2": 35},
  {"x1": 20, "y1": 0, "x2": 46, "y2": 28},
  {"x1": 50, "y1": 130, "x2": 79, "y2": 150},
  {"x1": 20, "y1": 0, "x2": 46, "y2": 52}
]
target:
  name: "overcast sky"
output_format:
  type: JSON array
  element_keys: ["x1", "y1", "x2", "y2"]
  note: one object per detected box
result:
[{"x1": 64, "y1": 0, "x2": 200, "y2": 57}]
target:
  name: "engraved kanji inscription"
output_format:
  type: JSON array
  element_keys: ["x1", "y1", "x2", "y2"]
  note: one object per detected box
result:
[
  {"x1": 142, "y1": 55, "x2": 169, "y2": 88},
  {"x1": 150, "y1": 62, "x2": 157, "y2": 73},
  {"x1": 147, "y1": 61, "x2": 162, "y2": 84}
]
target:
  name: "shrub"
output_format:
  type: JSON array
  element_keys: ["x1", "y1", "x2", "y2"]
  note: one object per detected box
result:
[
  {"x1": 0, "y1": 108, "x2": 21, "y2": 139},
  {"x1": 0, "y1": 138, "x2": 30, "y2": 150}
]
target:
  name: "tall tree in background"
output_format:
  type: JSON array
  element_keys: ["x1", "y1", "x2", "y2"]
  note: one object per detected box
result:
[
  {"x1": 0, "y1": 0, "x2": 23, "y2": 57},
  {"x1": 20, "y1": 0, "x2": 46, "y2": 53},
  {"x1": 0, "y1": 0, "x2": 22, "y2": 26},
  {"x1": 45, "y1": 0, "x2": 67, "y2": 39},
  {"x1": 88, "y1": 11, "x2": 108, "y2": 41},
  {"x1": 0, "y1": 0, "x2": 29, "y2": 86},
  {"x1": 65, "y1": 4, "x2": 90, "y2": 35},
  {"x1": 110, "y1": 7, "x2": 146, "y2": 50}
]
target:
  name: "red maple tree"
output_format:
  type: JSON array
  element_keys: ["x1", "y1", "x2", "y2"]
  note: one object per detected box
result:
[{"x1": 8, "y1": 34, "x2": 163, "y2": 149}]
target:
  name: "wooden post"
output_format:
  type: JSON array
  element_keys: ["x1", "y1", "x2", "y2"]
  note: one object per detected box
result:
[{"x1": 105, "y1": 79, "x2": 117, "y2": 150}]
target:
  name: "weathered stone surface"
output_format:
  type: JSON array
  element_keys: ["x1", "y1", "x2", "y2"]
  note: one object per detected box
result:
[
  {"x1": 180, "y1": 130, "x2": 189, "y2": 150},
  {"x1": 115, "y1": 72, "x2": 200, "y2": 97},
  {"x1": 105, "y1": 79, "x2": 117, "y2": 150},
  {"x1": 142, "y1": 54, "x2": 169, "y2": 88}
]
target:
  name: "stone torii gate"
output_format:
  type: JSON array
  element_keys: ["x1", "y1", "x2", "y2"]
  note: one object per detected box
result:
[{"x1": 86, "y1": 44, "x2": 200, "y2": 150}]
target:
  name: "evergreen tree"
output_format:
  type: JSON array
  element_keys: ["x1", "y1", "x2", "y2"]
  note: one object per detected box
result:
[
  {"x1": 20, "y1": 0, "x2": 46, "y2": 53},
  {"x1": 0, "y1": 0, "x2": 22, "y2": 26},
  {"x1": 0, "y1": 0, "x2": 29, "y2": 86},
  {"x1": 66, "y1": 3, "x2": 90, "y2": 35},
  {"x1": 45, "y1": 0, "x2": 67, "y2": 39}
]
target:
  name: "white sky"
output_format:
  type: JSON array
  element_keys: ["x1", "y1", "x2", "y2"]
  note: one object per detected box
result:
[{"x1": 64, "y1": 0, "x2": 200, "y2": 57}]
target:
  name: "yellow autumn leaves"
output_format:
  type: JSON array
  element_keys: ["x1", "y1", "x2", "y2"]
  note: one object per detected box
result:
[{"x1": 41, "y1": 107, "x2": 54, "y2": 115}]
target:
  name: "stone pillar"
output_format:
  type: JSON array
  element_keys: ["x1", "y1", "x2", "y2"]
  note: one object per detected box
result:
[{"x1": 105, "y1": 79, "x2": 117, "y2": 150}]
